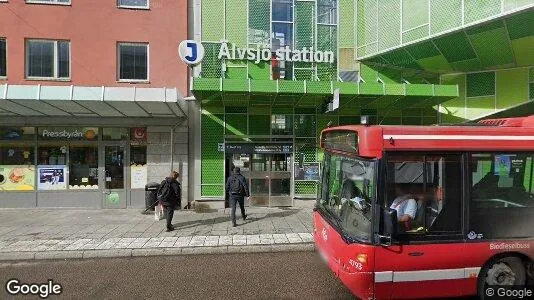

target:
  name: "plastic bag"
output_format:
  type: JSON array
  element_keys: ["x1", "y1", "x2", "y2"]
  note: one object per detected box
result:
[{"x1": 154, "y1": 201, "x2": 165, "y2": 221}]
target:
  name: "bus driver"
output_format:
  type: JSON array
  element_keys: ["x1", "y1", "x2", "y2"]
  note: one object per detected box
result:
[{"x1": 390, "y1": 184, "x2": 417, "y2": 231}]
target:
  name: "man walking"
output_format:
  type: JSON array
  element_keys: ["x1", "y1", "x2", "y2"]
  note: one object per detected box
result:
[
  {"x1": 158, "y1": 171, "x2": 181, "y2": 232},
  {"x1": 225, "y1": 167, "x2": 249, "y2": 227}
]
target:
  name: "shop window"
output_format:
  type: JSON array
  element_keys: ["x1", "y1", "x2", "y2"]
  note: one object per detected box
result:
[
  {"x1": 69, "y1": 147, "x2": 98, "y2": 189},
  {"x1": 0, "y1": 127, "x2": 35, "y2": 140},
  {"x1": 271, "y1": 114, "x2": 293, "y2": 135},
  {"x1": 26, "y1": 39, "x2": 70, "y2": 79},
  {"x1": 0, "y1": 146, "x2": 35, "y2": 191},
  {"x1": 37, "y1": 145, "x2": 67, "y2": 190},
  {"x1": 130, "y1": 145, "x2": 147, "y2": 189},
  {"x1": 118, "y1": 42, "x2": 148, "y2": 81},
  {"x1": 103, "y1": 128, "x2": 129, "y2": 140}
]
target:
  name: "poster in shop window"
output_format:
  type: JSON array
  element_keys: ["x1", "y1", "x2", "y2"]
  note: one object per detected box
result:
[
  {"x1": 0, "y1": 165, "x2": 35, "y2": 191},
  {"x1": 37, "y1": 165, "x2": 67, "y2": 190},
  {"x1": 131, "y1": 164, "x2": 148, "y2": 189},
  {"x1": 294, "y1": 163, "x2": 320, "y2": 181}
]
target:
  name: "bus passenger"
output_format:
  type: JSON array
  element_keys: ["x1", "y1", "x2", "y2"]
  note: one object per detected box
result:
[{"x1": 390, "y1": 184, "x2": 417, "y2": 231}]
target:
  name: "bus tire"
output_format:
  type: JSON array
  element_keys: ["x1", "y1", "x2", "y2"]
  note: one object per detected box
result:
[{"x1": 477, "y1": 256, "x2": 526, "y2": 299}]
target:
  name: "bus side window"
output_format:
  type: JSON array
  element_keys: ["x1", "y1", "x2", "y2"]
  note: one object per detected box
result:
[
  {"x1": 470, "y1": 153, "x2": 534, "y2": 239},
  {"x1": 425, "y1": 155, "x2": 462, "y2": 234}
]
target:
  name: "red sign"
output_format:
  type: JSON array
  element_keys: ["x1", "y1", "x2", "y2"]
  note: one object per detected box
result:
[{"x1": 131, "y1": 128, "x2": 147, "y2": 141}]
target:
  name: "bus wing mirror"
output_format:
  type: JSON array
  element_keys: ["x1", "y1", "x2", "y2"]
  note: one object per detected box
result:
[
  {"x1": 298, "y1": 153, "x2": 305, "y2": 168},
  {"x1": 383, "y1": 208, "x2": 398, "y2": 236}
]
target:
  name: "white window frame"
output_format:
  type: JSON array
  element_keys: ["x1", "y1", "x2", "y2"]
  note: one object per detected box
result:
[
  {"x1": 117, "y1": 42, "x2": 149, "y2": 83},
  {"x1": 25, "y1": 0, "x2": 71, "y2": 5},
  {"x1": 117, "y1": 0, "x2": 149, "y2": 10},
  {"x1": 25, "y1": 39, "x2": 71, "y2": 81}
]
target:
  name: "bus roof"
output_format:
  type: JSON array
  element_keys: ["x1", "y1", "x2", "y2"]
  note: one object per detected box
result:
[{"x1": 320, "y1": 115, "x2": 534, "y2": 158}]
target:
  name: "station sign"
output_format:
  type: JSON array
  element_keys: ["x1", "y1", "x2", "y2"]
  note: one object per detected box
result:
[{"x1": 225, "y1": 143, "x2": 293, "y2": 154}]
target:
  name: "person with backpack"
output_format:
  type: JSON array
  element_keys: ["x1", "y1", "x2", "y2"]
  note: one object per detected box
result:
[
  {"x1": 225, "y1": 167, "x2": 250, "y2": 227},
  {"x1": 158, "y1": 171, "x2": 181, "y2": 232}
]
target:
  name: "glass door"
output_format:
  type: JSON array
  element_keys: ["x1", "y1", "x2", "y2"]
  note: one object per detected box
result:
[
  {"x1": 269, "y1": 153, "x2": 292, "y2": 206},
  {"x1": 249, "y1": 154, "x2": 270, "y2": 206},
  {"x1": 101, "y1": 144, "x2": 127, "y2": 208}
]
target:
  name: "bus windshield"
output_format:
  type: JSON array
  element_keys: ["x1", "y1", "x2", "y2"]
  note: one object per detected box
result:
[{"x1": 317, "y1": 153, "x2": 376, "y2": 243}]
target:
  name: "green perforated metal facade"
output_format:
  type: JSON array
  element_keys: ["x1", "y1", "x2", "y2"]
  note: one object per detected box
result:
[{"x1": 194, "y1": 0, "x2": 534, "y2": 201}]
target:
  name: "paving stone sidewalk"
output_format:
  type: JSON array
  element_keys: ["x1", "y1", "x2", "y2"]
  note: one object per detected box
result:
[{"x1": 0, "y1": 201, "x2": 316, "y2": 261}]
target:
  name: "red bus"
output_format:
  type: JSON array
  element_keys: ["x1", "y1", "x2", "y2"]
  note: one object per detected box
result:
[{"x1": 313, "y1": 116, "x2": 534, "y2": 299}]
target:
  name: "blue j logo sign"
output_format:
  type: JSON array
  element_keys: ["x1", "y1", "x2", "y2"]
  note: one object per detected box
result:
[{"x1": 179, "y1": 40, "x2": 204, "y2": 65}]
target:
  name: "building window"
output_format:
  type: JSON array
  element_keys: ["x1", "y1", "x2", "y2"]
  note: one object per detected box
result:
[
  {"x1": 317, "y1": 0, "x2": 337, "y2": 25},
  {"x1": 118, "y1": 43, "x2": 148, "y2": 82},
  {"x1": 0, "y1": 39, "x2": 5, "y2": 77},
  {"x1": 271, "y1": 0, "x2": 293, "y2": 52},
  {"x1": 26, "y1": 39, "x2": 70, "y2": 80},
  {"x1": 272, "y1": 0, "x2": 292, "y2": 22},
  {"x1": 118, "y1": 0, "x2": 149, "y2": 9},
  {"x1": 69, "y1": 146, "x2": 98, "y2": 189},
  {"x1": 26, "y1": 0, "x2": 71, "y2": 5}
]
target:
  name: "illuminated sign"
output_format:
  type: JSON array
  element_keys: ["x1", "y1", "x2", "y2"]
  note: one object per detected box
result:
[
  {"x1": 322, "y1": 131, "x2": 358, "y2": 153},
  {"x1": 225, "y1": 143, "x2": 293, "y2": 154}
]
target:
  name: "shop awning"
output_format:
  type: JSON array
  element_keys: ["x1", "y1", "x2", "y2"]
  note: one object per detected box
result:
[
  {"x1": 191, "y1": 78, "x2": 458, "y2": 110},
  {"x1": 0, "y1": 84, "x2": 187, "y2": 118}
]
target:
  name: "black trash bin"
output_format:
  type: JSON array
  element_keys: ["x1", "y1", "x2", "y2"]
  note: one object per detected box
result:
[{"x1": 144, "y1": 182, "x2": 160, "y2": 212}]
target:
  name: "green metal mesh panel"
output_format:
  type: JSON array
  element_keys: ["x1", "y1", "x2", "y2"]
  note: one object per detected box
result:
[
  {"x1": 339, "y1": 0, "x2": 355, "y2": 48},
  {"x1": 201, "y1": 43, "x2": 223, "y2": 78},
  {"x1": 202, "y1": 0, "x2": 225, "y2": 41},
  {"x1": 226, "y1": 61, "x2": 248, "y2": 79},
  {"x1": 295, "y1": 107, "x2": 316, "y2": 114},
  {"x1": 430, "y1": 0, "x2": 462, "y2": 35},
  {"x1": 468, "y1": 26, "x2": 514, "y2": 68},
  {"x1": 530, "y1": 83, "x2": 534, "y2": 100},
  {"x1": 378, "y1": 0, "x2": 400, "y2": 51},
  {"x1": 295, "y1": 181, "x2": 318, "y2": 195},
  {"x1": 225, "y1": 114, "x2": 248, "y2": 135},
  {"x1": 403, "y1": 26, "x2": 429, "y2": 43},
  {"x1": 248, "y1": 115, "x2": 270, "y2": 135},
  {"x1": 504, "y1": 0, "x2": 533, "y2": 11},
  {"x1": 317, "y1": 25, "x2": 337, "y2": 52},
  {"x1": 357, "y1": 0, "x2": 377, "y2": 50},
  {"x1": 405, "y1": 41, "x2": 440, "y2": 60},
  {"x1": 295, "y1": 138, "x2": 317, "y2": 162},
  {"x1": 433, "y1": 32, "x2": 477, "y2": 63},
  {"x1": 201, "y1": 185, "x2": 224, "y2": 197},
  {"x1": 464, "y1": 0, "x2": 501, "y2": 24},
  {"x1": 530, "y1": 68, "x2": 534, "y2": 82},
  {"x1": 294, "y1": 115, "x2": 317, "y2": 137},
  {"x1": 248, "y1": 61, "x2": 270, "y2": 80},
  {"x1": 316, "y1": 62, "x2": 337, "y2": 81},
  {"x1": 294, "y1": 69, "x2": 314, "y2": 80},
  {"x1": 226, "y1": 0, "x2": 248, "y2": 48},
  {"x1": 506, "y1": 10, "x2": 534, "y2": 40},
  {"x1": 466, "y1": 72, "x2": 496, "y2": 97},
  {"x1": 226, "y1": 106, "x2": 248, "y2": 113},
  {"x1": 402, "y1": 0, "x2": 429, "y2": 31},
  {"x1": 295, "y1": 1, "x2": 315, "y2": 49},
  {"x1": 249, "y1": 0, "x2": 270, "y2": 45},
  {"x1": 201, "y1": 113, "x2": 224, "y2": 186}
]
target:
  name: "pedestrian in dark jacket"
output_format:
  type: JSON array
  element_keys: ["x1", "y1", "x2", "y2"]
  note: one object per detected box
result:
[
  {"x1": 225, "y1": 167, "x2": 250, "y2": 227},
  {"x1": 159, "y1": 171, "x2": 181, "y2": 232}
]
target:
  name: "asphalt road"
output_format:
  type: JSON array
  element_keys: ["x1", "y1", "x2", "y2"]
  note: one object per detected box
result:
[{"x1": 0, "y1": 252, "x2": 355, "y2": 300}]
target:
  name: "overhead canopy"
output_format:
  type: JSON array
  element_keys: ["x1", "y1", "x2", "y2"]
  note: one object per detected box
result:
[
  {"x1": 0, "y1": 84, "x2": 187, "y2": 118},
  {"x1": 192, "y1": 78, "x2": 458, "y2": 111}
]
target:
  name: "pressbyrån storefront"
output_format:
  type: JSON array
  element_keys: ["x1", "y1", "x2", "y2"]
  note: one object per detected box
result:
[{"x1": 0, "y1": 85, "x2": 189, "y2": 209}]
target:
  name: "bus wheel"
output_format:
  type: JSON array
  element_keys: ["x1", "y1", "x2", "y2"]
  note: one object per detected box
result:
[{"x1": 478, "y1": 256, "x2": 526, "y2": 299}]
